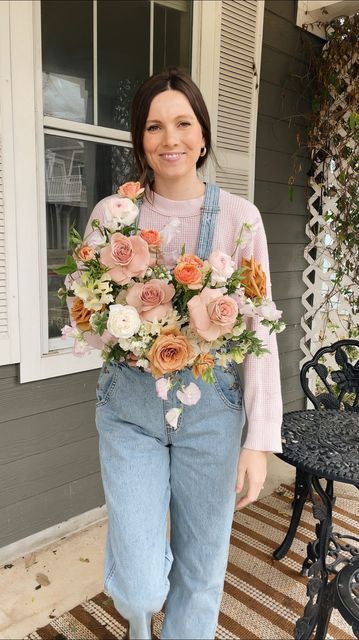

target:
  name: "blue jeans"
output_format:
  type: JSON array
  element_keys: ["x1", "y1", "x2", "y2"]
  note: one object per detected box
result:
[{"x1": 96, "y1": 362, "x2": 245, "y2": 640}]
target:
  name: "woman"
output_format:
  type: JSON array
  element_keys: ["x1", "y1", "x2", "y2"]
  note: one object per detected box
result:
[{"x1": 88, "y1": 68, "x2": 283, "y2": 640}]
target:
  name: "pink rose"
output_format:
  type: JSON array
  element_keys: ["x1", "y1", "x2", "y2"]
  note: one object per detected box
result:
[
  {"x1": 188, "y1": 287, "x2": 238, "y2": 341},
  {"x1": 104, "y1": 195, "x2": 139, "y2": 230},
  {"x1": 208, "y1": 250, "x2": 234, "y2": 284},
  {"x1": 100, "y1": 233, "x2": 150, "y2": 285},
  {"x1": 125, "y1": 279, "x2": 175, "y2": 321}
]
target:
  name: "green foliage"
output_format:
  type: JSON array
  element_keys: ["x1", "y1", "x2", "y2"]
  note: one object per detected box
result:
[{"x1": 53, "y1": 254, "x2": 77, "y2": 276}]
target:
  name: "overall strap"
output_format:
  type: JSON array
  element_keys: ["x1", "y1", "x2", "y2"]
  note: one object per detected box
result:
[{"x1": 196, "y1": 183, "x2": 220, "y2": 260}]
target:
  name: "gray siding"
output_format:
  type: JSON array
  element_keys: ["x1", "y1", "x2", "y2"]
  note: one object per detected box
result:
[
  {"x1": 254, "y1": 0, "x2": 320, "y2": 413},
  {"x1": 0, "y1": 0, "x2": 321, "y2": 549}
]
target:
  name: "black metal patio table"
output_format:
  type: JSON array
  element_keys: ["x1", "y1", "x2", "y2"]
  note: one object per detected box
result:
[{"x1": 275, "y1": 408, "x2": 359, "y2": 639}]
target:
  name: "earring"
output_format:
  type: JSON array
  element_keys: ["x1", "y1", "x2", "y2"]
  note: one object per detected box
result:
[{"x1": 200, "y1": 146, "x2": 207, "y2": 157}]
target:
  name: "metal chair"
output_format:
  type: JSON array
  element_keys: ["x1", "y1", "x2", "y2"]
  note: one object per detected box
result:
[{"x1": 274, "y1": 338, "x2": 359, "y2": 562}]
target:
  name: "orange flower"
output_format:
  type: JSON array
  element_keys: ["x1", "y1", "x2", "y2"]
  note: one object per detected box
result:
[
  {"x1": 240, "y1": 257, "x2": 267, "y2": 299},
  {"x1": 174, "y1": 262, "x2": 202, "y2": 287},
  {"x1": 77, "y1": 245, "x2": 94, "y2": 262},
  {"x1": 117, "y1": 181, "x2": 145, "y2": 199},
  {"x1": 139, "y1": 229, "x2": 161, "y2": 248},
  {"x1": 148, "y1": 328, "x2": 193, "y2": 377},
  {"x1": 70, "y1": 297, "x2": 93, "y2": 331},
  {"x1": 192, "y1": 353, "x2": 214, "y2": 379},
  {"x1": 180, "y1": 254, "x2": 204, "y2": 268}
]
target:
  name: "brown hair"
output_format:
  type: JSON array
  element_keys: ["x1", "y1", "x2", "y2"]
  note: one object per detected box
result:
[{"x1": 130, "y1": 67, "x2": 211, "y2": 189}]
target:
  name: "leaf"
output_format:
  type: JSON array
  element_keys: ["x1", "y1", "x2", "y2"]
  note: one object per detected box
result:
[
  {"x1": 36, "y1": 572, "x2": 50, "y2": 586},
  {"x1": 79, "y1": 557, "x2": 90, "y2": 563}
]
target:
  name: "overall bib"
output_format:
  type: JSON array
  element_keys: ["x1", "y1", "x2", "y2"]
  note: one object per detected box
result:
[{"x1": 96, "y1": 184, "x2": 245, "y2": 639}]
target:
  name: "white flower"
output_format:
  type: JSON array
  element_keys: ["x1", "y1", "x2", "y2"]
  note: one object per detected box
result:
[
  {"x1": 107, "y1": 304, "x2": 141, "y2": 339},
  {"x1": 165, "y1": 407, "x2": 182, "y2": 429},
  {"x1": 236, "y1": 222, "x2": 259, "y2": 249},
  {"x1": 136, "y1": 358, "x2": 150, "y2": 370},
  {"x1": 255, "y1": 300, "x2": 283, "y2": 321},
  {"x1": 156, "y1": 377, "x2": 172, "y2": 400},
  {"x1": 208, "y1": 250, "x2": 235, "y2": 285},
  {"x1": 176, "y1": 383, "x2": 201, "y2": 406},
  {"x1": 160, "y1": 217, "x2": 181, "y2": 246},
  {"x1": 104, "y1": 196, "x2": 139, "y2": 230},
  {"x1": 73, "y1": 273, "x2": 113, "y2": 311}
]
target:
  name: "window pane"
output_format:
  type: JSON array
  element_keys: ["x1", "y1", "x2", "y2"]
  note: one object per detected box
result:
[
  {"x1": 153, "y1": 1, "x2": 192, "y2": 74},
  {"x1": 41, "y1": 0, "x2": 93, "y2": 123},
  {"x1": 45, "y1": 134, "x2": 133, "y2": 340},
  {"x1": 97, "y1": 1, "x2": 151, "y2": 130}
]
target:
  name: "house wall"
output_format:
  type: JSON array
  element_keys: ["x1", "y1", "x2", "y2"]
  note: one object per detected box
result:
[
  {"x1": 254, "y1": 0, "x2": 320, "y2": 412},
  {"x1": 0, "y1": 0, "x2": 321, "y2": 550}
]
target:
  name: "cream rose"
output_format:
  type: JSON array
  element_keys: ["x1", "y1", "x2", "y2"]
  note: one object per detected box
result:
[
  {"x1": 103, "y1": 195, "x2": 139, "y2": 230},
  {"x1": 107, "y1": 304, "x2": 141, "y2": 339},
  {"x1": 188, "y1": 287, "x2": 238, "y2": 341}
]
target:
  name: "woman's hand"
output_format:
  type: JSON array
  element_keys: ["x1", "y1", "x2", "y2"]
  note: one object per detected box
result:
[{"x1": 235, "y1": 448, "x2": 268, "y2": 510}]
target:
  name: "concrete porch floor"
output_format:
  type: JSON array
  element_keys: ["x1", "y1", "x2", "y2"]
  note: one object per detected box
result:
[{"x1": 1, "y1": 456, "x2": 356, "y2": 640}]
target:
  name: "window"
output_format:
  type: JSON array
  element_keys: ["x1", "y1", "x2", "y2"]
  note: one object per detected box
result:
[{"x1": 41, "y1": 0, "x2": 193, "y2": 350}]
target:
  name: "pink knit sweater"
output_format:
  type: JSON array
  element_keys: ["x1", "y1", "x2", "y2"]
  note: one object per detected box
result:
[{"x1": 86, "y1": 188, "x2": 283, "y2": 452}]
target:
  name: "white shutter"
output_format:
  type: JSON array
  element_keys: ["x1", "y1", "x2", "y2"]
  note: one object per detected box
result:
[
  {"x1": 0, "y1": 1, "x2": 20, "y2": 365},
  {"x1": 215, "y1": 0, "x2": 264, "y2": 200}
]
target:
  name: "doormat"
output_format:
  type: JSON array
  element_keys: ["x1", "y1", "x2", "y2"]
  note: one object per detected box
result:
[{"x1": 25, "y1": 485, "x2": 357, "y2": 639}]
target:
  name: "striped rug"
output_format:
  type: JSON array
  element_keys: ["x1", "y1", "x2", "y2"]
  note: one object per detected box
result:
[{"x1": 25, "y1": 485, "x2": 358, "y2": 639}]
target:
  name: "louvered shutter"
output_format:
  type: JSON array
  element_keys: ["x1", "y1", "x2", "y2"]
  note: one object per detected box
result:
[
  {"x1": 0, "y1": 1, "x2": 20, "y2": 365},
  {"x1": 215, "y1": 0, "x2": 264, "y2": 200}
]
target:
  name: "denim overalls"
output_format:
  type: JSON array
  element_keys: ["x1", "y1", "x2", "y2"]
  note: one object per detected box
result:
[{"x1": 96, "y1": 184, "x2": 245, "y2": 639}]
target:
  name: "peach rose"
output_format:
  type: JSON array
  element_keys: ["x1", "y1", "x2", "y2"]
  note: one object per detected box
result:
[
  {"x1": 173, "y1": 262, "x2": 202, "y2": 288},
  {"x1": 100, "y1": 232, "x2": 150, "y2": 285},
  {"x1": 139, "y1": 229, "x2": 161, "y2": 248},
  {"x1": 125, "y1": 279, "x2": 175, "y2": 321},
  {"x1": 188, "y1": 287, "x2": 238, "y2": 341},
  {"x1": 70, "y1": 296, "x2": 94, "y2": 332},
  {"x1": 77, "y1": 245, "x2": 94, "y2": 262},
  {"x1": 117, "y1": 181, "x2": 145, "y2": 199},
  {"x1": 240, "y1": 257, "x2": 267, "y2": 299},
  {"x1": 192, "y1": 353, "x2": 214, "y2": 379},
  {"x1": 148, "y1": 328, "x2": 193, "y2": 377},
  {"x1": 180, "y1": 254, "x2": 204, "y2": 268}
]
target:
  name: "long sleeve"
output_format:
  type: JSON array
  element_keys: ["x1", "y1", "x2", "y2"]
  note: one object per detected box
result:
[{"x1": 240, "y1": 208, "x2": 283, "y2": 452}]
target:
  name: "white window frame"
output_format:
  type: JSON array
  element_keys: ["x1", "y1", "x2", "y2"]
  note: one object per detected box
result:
[{"x1": 11, "y1": 0, "x2": 200, "y2": 382}]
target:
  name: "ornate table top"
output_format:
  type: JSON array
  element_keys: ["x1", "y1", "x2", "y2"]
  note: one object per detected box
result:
[{"x1": 279, "y1": 409, "x2": 359, "y2": 484}]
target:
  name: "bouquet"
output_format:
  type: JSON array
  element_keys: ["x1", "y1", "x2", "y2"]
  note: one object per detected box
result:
[{"x1": 57, "y1": 182, "x2": 285, "y2": 427}]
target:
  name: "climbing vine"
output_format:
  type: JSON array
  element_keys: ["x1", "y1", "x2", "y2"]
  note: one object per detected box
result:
[{"x1": 302, "y1": 13, "x2": 359, "y2": 347}]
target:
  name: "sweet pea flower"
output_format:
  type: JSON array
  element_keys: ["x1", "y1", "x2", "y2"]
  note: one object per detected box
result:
[
  {"x1": 176, "y1": 382, "x2": 201, "y2": 406},
  {"x1": 256, "y1": 300, "x2": 283, "y2": 321},
  {"x1": 155, "y1": 377, "x2": 171, "y2": 400},
  {"x1": 236, "y1": 222, "x2": 259, "y2": 249},
  {"x1": 160, "y1": 218, "x2": 181, "y2": 246},
  {"x1": 165, "y1": 407, "x2": 182, "y2": 429}
]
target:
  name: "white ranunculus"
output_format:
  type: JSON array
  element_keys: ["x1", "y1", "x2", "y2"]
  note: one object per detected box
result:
[
  {"x1": 107, "y1": 304, "x2": 141, "y2": 339},
  {"x1": 104, "y1": 196, "x2": 139, "y2": 230}
]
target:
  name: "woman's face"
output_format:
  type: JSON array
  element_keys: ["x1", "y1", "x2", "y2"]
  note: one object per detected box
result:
[{"x1": 142, "y1": 89, "x2": 205, "y2": 185}]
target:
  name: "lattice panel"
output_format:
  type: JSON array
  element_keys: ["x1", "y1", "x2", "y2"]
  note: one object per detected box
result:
[{"x1": 300, "y1": 37, "x2": 359, "y2": 366}]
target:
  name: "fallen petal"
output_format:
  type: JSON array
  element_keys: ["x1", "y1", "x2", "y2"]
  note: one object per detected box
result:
[
  {"x1": 176, "y1": 382, "x2": 201, "y2": 406},
  {"x1": 165, "y1": 407, "x2": 182, "y2": 429}
]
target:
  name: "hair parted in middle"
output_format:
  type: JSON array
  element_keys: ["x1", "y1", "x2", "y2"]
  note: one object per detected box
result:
[{"x1": 130, "y1": 67, "x2": 212, "y2": 189}]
